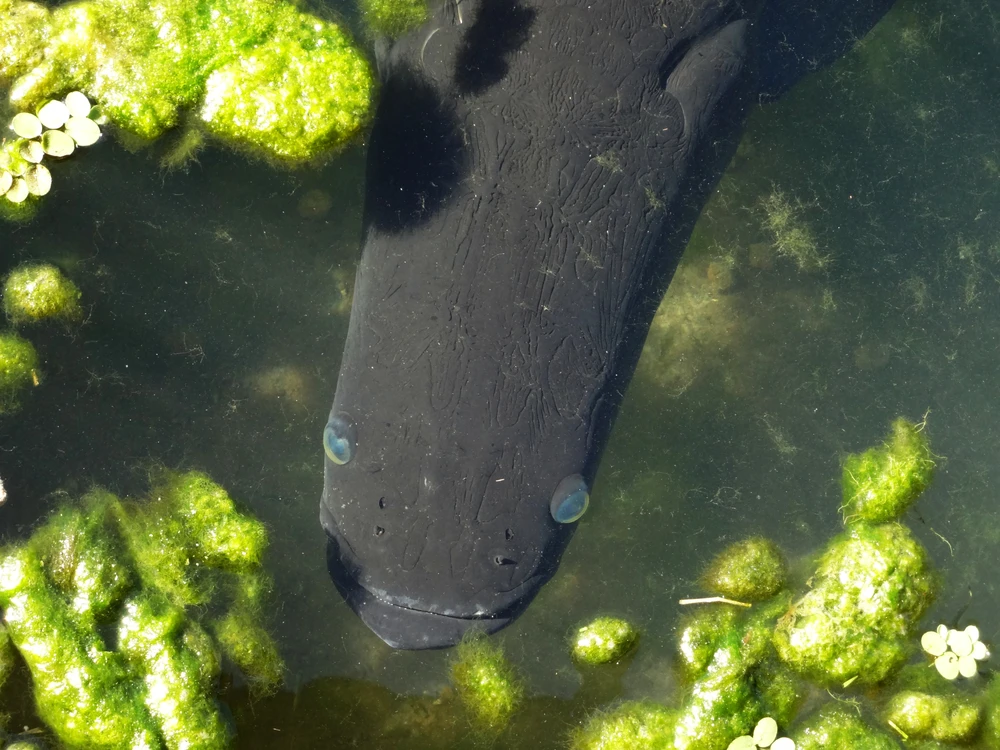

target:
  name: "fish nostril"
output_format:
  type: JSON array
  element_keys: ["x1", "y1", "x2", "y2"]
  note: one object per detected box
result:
[
  {"x1": 493, "y1": 555, "x2": 516, "y2": 566},
  {"x1": 504, "y1": 528, "x2": 513, "y2": 540},
  {"x1": 378, "y1": 497, "x2": 386, "y2": 509},
  {"x1": 375, "y1": 525, "x2": 385, "y2": 536}
]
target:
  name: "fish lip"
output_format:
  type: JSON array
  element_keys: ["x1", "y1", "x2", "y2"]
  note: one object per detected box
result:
[{"x1": 324, "y1": 534, "x2": 540, "y2": 649}]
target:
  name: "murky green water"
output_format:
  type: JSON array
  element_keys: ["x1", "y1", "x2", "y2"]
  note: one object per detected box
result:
[{"x1": 2, "y1": 0, "x2": 1000, "y2": 747}]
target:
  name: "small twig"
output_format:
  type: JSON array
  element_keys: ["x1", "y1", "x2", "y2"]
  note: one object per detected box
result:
[
  {"x1": 887, "y1": 720, "x2": 909, "y2": 740},
  {"x1": 678, "y1": 596, "x2": 752, "y2": 608}
]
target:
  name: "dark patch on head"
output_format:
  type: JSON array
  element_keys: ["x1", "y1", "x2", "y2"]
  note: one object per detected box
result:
[
  {"x1": 364, "y1": 66, "x2": 466, "y2": 232},
  {"x1": 454, "y1": 0, "x2": 535, "y2": 96}
]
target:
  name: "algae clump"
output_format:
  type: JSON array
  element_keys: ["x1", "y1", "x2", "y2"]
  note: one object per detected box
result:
[
  {"x1": 198, "y1": 4, "x2": 375, "y2": 164},
  {"x1": 979, "y1": 674, "x2": 1000, "y2": 749},
  {"x1": 842, "y1": 417, "x2": 934, "y2": 523},
  {"x1": 0, "y1": 623, "x2": 16, "y2": 693},
  {"x1": 0, "y1": 472, "x2": 282, "y2": 749},
  {"x1": 0, "y1": 547, "x2": 162, "y2": 750},
  {"x1": 0, "y1": 332, "x2": 39, "y2": 413},
  {"x1": 883, "y1": 690, "x2": 981, "y2": 743},
  {"x1": 773, "y1": 522, "x2": 936, "y2": 686},
  {"x1": 774, "y1": 417, "x2": 938, "y2": 687},
  {"x1": 700, "y1": 537, "x2": 787, "y2": 602},
  {"x1": 212, "y1": 604, "x2": 284, "y2": 694},
  {"x1": 675, "y1": 606, "x2": 740, "y2": 682},
  {"x1": 793, "y1": 706, "x2": 901, "y2": 750},
  {"x1": 359, "y1": 0, "x2": 429, "y2": 38},
  {"x1": 1, "y1": 0, "x2": 375, "y2": 164},
  {"x1": 3, "y1": 263, "x2": 82, "y2": 326},
  {"x1": 672, "y1": 596, "x2": 794, "y2": 750},
  {"x1": 570, "y1": 701, "x2": 675, "y2": 750},
  {"x1": 571, "y1": 616, "x2": 640, "y2": 666},
  {"x1": 450, "y1": 635, "x2": 523, "y2": 731},
  {"x1": 759, "y1": 191, "x2": 827, "y2": 272}
]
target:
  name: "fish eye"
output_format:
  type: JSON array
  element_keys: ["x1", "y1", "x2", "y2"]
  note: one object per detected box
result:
[
  {"x1": 323, "y1": 414, "x2": 357, "y2": 465},
  {"x1": 549, "y1": 474, "x2": 589, "y2": 524}
]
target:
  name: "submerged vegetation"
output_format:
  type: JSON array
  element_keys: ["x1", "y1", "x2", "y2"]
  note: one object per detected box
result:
[
  {"x1": 567, "y1": 418, "x2": 999, "y2": 749},
  {"x1": 3, "y1": 263, "x2": 82, "y2": 326},
  {"x1": 0, "y1": 471, "x2": 282, "y2": 749},
  {"x1": 450, "y1": 634, "x2": 524, "y2": 732},
  {"x1": 0, "y1": 332, "x2": 38, "y2": 413},
  {"x1": 0, "y1": 0, "x2": 999, "y2": 747}
]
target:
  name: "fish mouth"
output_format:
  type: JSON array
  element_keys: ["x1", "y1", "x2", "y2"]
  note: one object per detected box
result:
[{"x1": 324, "y1": 535, "x2": 540, "y2": 649}]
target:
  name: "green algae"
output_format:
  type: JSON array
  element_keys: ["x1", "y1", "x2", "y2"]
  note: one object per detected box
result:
[
  {"x1": 0, "y1": 196, "x2": 39, "y2": 224},
  {"x1": 0, "y1": 624, "x2": 15, "y2": 693},
  {"x1": 700, "y1": 537, "x2": 787, "y2": 602},
  {"x1": 0, "y1": 547, "x2": 162, "y2": 750},
  {"x1": 1, "y1": 0, "x2": 375, "y2": 164},
  {"x1": 672, "y1": 596, "x2": 792, "y2": 750},
  {"x1": 117, "y1": 593, "x2": 230, "y2": 749},
  {"x1": 359, "y1": 0, "x2": 429, "y2": 38},
  {"x1": 569, "y1": 701, "x2": 675, "y2": 750},
  {"x1": 0, "y1": 471, "x2": 281, "y2": 749},
  {"x1": 0, "y1": 332, "x2": 39, "y2": 414},
  {"x1": 562, "y1": 416, "x2": 942, "y2": 750},
  {"x1": 571, "y1": 617, "x2": 640, "y2": 666},
  {"x1": 754, "y1": 656, "x2": 806, "y2": 729},
  {"x1": 3, "y1": 264, "x2": 82, "y2": 327},
  {"x1": 793, "y1": 706, "x2": 901, "y2": 750},
  {"x1": 151, "y1": 470, "x2": 268, "y2": 572},
  {"x1": 842, "y1": 417, "x2": 934, "y2": 524},
  {"x1": 980, "y1": 674, "x2": 1000, "y2": 749},
  {"x1": 759, "y1": 191, "x2": 827, "y2": 272},
  {"x1": 199, "y1": 4, "x2": 375, "y2": 164},
  {"x1": 675, "y1": 606, "x2": 740, "y2": 683},
  {"x1": 883, "y1": 689, "x2": 981, "y2": 743},
  {"x1": 773, "y1": 522, "x2": 937, "y2": 686},
  {"x1": 116, "y1": 470, "x2": 269, "y2": 608},
  {"x1": 212, "y1": 605, "x2": 284, "y2": 695},
  {"x1": 31, "y1": 492, "x2": 133, "y2": 624},
  {"x1": 450, "y1": 635, "x2": 523, "y2": 731},
  {"x1": 672, "y1": 628, "x2": 762, "y2": 750}
]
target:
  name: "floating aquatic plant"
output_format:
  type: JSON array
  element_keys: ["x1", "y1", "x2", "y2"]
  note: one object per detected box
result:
[
  {"x1": 1, "y1": 91, "x2": 103, "y2": 209},
  {"x1": 921, "y1": 624, "x2": 989, "y2": 680},
  {"x1": 727, "y1": 717, "x2": 796, "y2": 750}
]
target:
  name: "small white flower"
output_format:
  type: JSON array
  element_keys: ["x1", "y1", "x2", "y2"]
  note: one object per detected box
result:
[
  {"x1": 727, "y1": 718, "x2": 796, "y2": 750},
  {"x1": 921, "y1": 623, "x2": 989, "y2": 680}
]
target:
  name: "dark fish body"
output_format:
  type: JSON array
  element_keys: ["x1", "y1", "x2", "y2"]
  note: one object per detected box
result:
[{"x1": 322, "y1": 0, "x2": 895, "y2": 649}]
